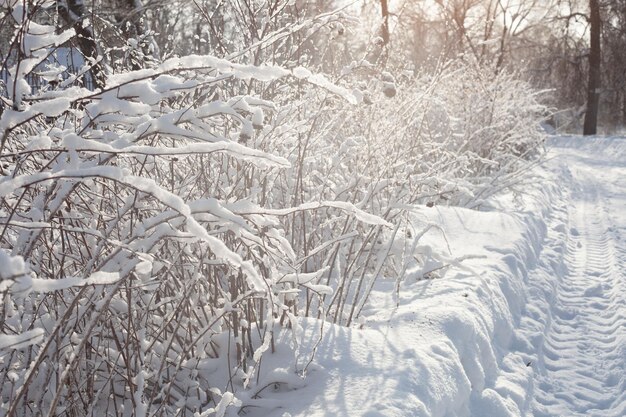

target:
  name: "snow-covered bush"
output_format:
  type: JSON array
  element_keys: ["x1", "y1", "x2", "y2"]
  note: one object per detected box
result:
[
  {"x1": 348, "y1": 60, "x2": 547, "y2": 208},
  {"x1": 0, "y1": 4, "x2": 374, "y2": 416},
  {"x1": 255, "y1": 58, "x2": 547, "y2": 326},
  {"x1": 0, "y1": 2, "x2": 546, "y2": 416}
]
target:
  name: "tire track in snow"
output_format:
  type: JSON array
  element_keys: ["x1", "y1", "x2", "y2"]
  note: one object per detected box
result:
[{"x1": 528, "y1": 140, "x2": 626, "y2": 417}]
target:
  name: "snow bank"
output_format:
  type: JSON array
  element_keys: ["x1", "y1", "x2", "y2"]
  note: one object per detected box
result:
[
  {"x1": 242, "y1": 176, "x2": 557, "y2": 417},
  {"x1": 221, "y1": 148, "x2": 575, "y2": 417}
]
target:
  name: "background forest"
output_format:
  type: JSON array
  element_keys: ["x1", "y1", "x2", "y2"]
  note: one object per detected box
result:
[{"x1": 0, "y1": 1, "x2": 622, "y2": 416}]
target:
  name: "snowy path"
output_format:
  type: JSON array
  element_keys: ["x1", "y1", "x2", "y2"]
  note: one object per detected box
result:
[{"x1": 523, "y1": 137, "x2": 626, "y2": 417}]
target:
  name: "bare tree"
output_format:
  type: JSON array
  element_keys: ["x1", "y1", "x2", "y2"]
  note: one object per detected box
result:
[{"x1": 583, "y1": 0, "x2": 601, "y2": 135}]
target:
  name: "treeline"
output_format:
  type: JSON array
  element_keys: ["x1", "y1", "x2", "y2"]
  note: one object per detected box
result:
[
  {"x1": 2, "y1": 1, "x2": 623, "y2": 132},
  {"x1": 367, "y1": 0, "x2": 624, "y2": 133}
]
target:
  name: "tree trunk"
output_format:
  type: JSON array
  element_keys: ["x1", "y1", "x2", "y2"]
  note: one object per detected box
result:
[
  {"x1": 623, "y1": 90, "x2": 626, "y2": 126},
  {"x1": 380, "y1": 0, "x2": 390, "y2": 45},
  {"x1": 583, "y1": 0, "x2": 601, "y2": 135}
]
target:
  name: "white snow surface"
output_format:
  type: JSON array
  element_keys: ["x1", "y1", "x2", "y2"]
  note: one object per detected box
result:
[{"x1": 245, "y1": 136, "x2": 625, "y2": 417}]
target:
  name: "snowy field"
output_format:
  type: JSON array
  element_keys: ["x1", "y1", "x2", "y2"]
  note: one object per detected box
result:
[{"x1": 248, "y1": 135, "x2": 626, "y2": 417}]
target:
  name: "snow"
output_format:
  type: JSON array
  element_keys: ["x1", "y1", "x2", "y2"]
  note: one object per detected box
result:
[
  {"x1": 229, "y1": 200, "x2": 392, "y2": 227},
  {"x1": 60, "y1": 134, "x2": 290, "y2": 168},
  {"x1": 106, "y1": 55, "x2": 296, "y2": 89},
  {"x1": 0, "y1": 249, "x2": 27, "y2": 280},
  {"x1": 246, "y1": 204, "x2": 531, "y2": 417},
  {"x1": 509, "y1": 136, "x2": 626, "y2": 417},
  {"x1": 239, "y1": 136, "x2": 625, "y2": 417},
  {"x1": 0, "y1": 329, "x2": 45, "y2": 351},
  {"x1": 292, "y1": 66, "x2": 358, "y2": 104},
  {"x1": 30, "y1": 271, "x2": 122, "y2": 292}
]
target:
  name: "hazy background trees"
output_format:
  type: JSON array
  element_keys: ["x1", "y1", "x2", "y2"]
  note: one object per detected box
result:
[
  {"x1": 2, "y1": 0, "x2": 622, "y2": 133},
  {"x1": 365, "y1": 0, "x2": 623, "y2": 133}
]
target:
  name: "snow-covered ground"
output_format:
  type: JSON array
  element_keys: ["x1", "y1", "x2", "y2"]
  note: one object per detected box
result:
[
  {"x1": 516, "y1": 136, "x2": 626, "y2": 417},
  {"x1": 246, "y1": 136, "x2": 625, "y2": 417}
]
